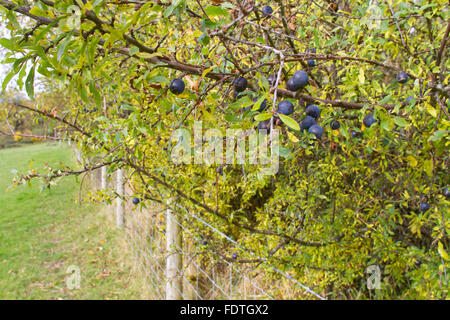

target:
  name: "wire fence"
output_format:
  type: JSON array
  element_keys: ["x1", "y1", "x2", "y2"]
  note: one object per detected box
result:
[{"x1": 91, "y1": 167, "x2": 327, "y2": 300}]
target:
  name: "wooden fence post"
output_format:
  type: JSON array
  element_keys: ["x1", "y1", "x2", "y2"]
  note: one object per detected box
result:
[
  {"x1": 166, "y1": 200, "x2": 182, "y2": 299},
  {"x1": 101, "y1": 97, "x2": 108, "y2": 191},
  {"x1": 101, "y1": 166, "x2": 107, "y2": 190},
  {"x1": 116, "y1": 169, "x2": 125, "y2": 228}
]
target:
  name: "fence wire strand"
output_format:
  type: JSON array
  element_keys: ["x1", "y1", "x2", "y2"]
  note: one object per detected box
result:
[{"x1": 99, "y1": 170, "x2": 326, "y2": 300}]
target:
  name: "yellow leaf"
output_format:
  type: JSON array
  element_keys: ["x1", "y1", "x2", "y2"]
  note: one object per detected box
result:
[
  {"x1": 423, "y1": 159, "x2": 433, "y2": 177},
  {"x1": 358, "y1": 69, "x2": 365, "y2": 84},
  {"x1": 29, "y1": 6, "x2": 46, "y2": 16},
  {"x1": 425, "y1": 103, "x2": 437, "y2": 118},
  {"x1": 201, "y1": 66, "x2": 215, "y2": 79},
  {"x1": 287, "y1": 131, "x2": 299, "y2": 143},
  {"x1": 407, "y1": 155, "x2": 418, "y2": 168},
  {"x1": 136, "y1": 52, "x2": 160, "y2": 59},
  {"x1": 438, "y1": 242, "x2": 449, "y2": 261}
]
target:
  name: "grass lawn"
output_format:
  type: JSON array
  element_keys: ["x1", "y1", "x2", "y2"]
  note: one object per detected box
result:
[{"x1": 0, "y1": 142, "x2": 145, "y2": 299}]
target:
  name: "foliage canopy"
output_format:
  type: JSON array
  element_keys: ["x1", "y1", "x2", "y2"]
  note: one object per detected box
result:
[{"x1": 0, "y1": 0, "x2": 449, "y2": 299}]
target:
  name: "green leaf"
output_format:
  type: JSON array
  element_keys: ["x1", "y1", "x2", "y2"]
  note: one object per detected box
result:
[
  {"x1": 198, "y1": 34, "x2": 210, "y2": 46},
  {"x1": 2, "y1": 69, "x2": 15, "y2": 91},
  {"x1": 204, "y1": 6, "x2": 230, "y2": 17},
  {"x1": 90, "y1": 81, "x2": 102, "y2": 108},
  {"x1": 164, "y1": 0, "x2": 183, "y2": 17},
  {"x1": 6, "y1": 11, "x2": 20, "y2": 29},
  {"x1": 279, "y1": 146, "x2": 292, "y2": 159},
  {"x1": 379, "y1": 95, "x2": 392, "y2": 105},
  {"x1": 230, "y1": 96, "x2": 253, "y2": 109},
  {"x1": 36, "y1": 18, "x2": 60, "y2": 42},
  {"x1": 224, "y1": 114, "x2": 241, "y2": 123},
  {"x1": 428, "y1": 130, "x2": 448, "y2": 142},
  {"x1": 25, "y1": 66, "x2": 35, "y2": 99},
  {"x1": 57, "y1": 32, "x2": 74, "y2": 62},
  {"x1": 380, "y1": 118, "x2": 394, "y2": 131},
  {"x1": 201, "y1": 19, "x2": 218, "y2": 29},
  {"x1": 313, "y1": 28, "x2": 319, "y2": 48},
  {"x1": 0, "y1": 38, "x2": 13, "y2": 50},
  {"x1": 251, "y1": 95, "x2": 267, "y2": 112},
  {"x1": 37, "y1": 65, "x2": 52, "y2": 77},
  {"x1": 254, "y1": 113, "x2": 272, "y2": 122},
  {"x1": 129, "y1": 46, "x2": 139, "y2": 56},
  {"x1": 279, "y1": 114, "x2": 300, "y2": 131},
  {"x1": 17, "y1": 63, "x2": 27, "y2": 90},
  {"x1": 79, "y1": 85, "x2": 89, "y2": 103},
  {"x1": 393, "y1": 116, "x2": 409, "y2": 127},
  {"x1": 258, "y1": 76, "x2": 269, "y2": 92}
]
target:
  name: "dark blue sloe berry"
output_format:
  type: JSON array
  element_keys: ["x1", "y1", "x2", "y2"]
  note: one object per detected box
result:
[
  {"x1": 257, "y1": 120, "x2": 271, "y2": 132},
  {"x1": 292, "y1": 70, "x2": 309, "y2": 89},
  {"x1": 261, "y1": 5, "x2": 273, "y2": 17},
  {"x1": 443, "y1": 187, "x2": 450, "y2": 198},
  {"x1": 397, "y1": 71, "x2": 408, "y2": 84},
  {"x1": 363, "y1": 114, "x2": 377, "y2": 128},
  {"x1": 300, "y1": 116, "x2": 315, "y2": 131},
  {"x1": 267, "y1": 74, "x2": 276, "y2": 87},
  {"x1": 277, "y1": 100, "x2": 294, "y2": 115},
  {"x1": 234, "y1": 77, "x2": 248, "y2": 92},
  {"x1": 419, "y1": 202, "x2": 430, "y2": 212},
  {"x1": 169, "y1": 78, "x2": 185, "y2": 94},
  {"x1": 286, "y1": 77, "x2": 301, "y2": 92},
  {"x1": 305, "y1": 104, "x2": 320, "y2": 119},
  {"x1": 308, "y1": 124, "x2": 323, "y2": 139},
  {"x1": 331, "y1": 120, "x2": 341, "y2": 130}
]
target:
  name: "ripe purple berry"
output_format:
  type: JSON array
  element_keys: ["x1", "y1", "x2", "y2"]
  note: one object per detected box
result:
[
  {"x1": 300, "y1": 116, "x2": 315, "y2": 131},
  {"x1": 330, "y1": 120, "x2": 341, "y2": 130},
  {"x1": 286, "y1": 77, "x2": 301, "y2": 92},
  {"x1": 292, "y1": 70, "x2": 309, "y2": 88},
  {"x1": 257, "y1": 119, "x2": 271, "y2": 132},
  {"x1": 308, "y1": 124, "x2": 323, "y2": 139},
  {"x1": 443, "y1": 187, "x2": 450, "y2": 198},
  {"x1": 363, "y1": 114, "x2": 377, "y2": 128},
  {"x1": 234, "y1": 77, "x2": 248, "y2": 92},
  {"x1": 397, "y1": 71, "x2": 408, "y2": 84},
  {"x1": 305, "y1": 104, "x2": 320, "y2": 119},
  {"x1": 277, "y1": 100, "x2": 294, "y2": 115},
  {"x1": 419, "y1": 202, "x2": 430, "y2": 212},
  {"x1": 267, "y1": 74, "x2": 277, "y2": 86},
  {"x1": 169, "y1": 78, "x2": 185, "y2": 94},
  {"x1": 307, "y1": 60, "x2": 316, "y2": 67},
  {"x1": 261, "y1": 5, "x2": 273, "y2": 17}
]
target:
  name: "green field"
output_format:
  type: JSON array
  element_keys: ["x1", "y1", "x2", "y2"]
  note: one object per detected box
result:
[{"x1": 0, "y1": 143, "x2": 143, "y2": 299}]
